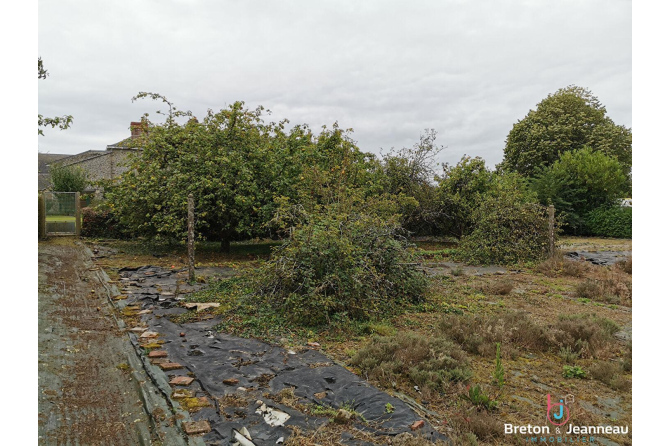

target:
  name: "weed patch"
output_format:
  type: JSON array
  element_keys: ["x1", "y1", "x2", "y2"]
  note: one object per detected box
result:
[{"x1": 350, "y1": 332, "x2": 471, "y2": 391}]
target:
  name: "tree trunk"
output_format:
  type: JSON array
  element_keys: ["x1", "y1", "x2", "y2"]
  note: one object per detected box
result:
[{"x1": 220, "y1": 234, "x2": 231, "y2": 253}]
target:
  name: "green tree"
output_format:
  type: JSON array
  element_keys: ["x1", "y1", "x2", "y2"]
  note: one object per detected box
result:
[
  {"x1": 50, "y1": 164, "x2": 88, "y2": 192},
  {"x1": 437, "y1": 156, "x2": 494, "y2": 238},
  {"x1": 531, "y1": 147, "x2": 628, "y2": 233},
  {"x1": 378, "y1": 129, "x2": 445, "y2": 235},
  {"x1": 106, "y1": 96, "x2": 290, "y2": 251},
  {"x1": 38, "y1": 58, "x2": 73, "y2": 136},
  {"x1": 254, "y1": 196, "x2": 428, "y2": 326},
  {"x1": 501, "y1": 85, "x2": 631, "y2": 177},
  {"x1": 105, "y1": 94, "x2": 378, "y2": 251}
]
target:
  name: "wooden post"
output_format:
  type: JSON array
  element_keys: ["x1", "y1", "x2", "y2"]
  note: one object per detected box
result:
[
  {"x1": 38, "y1": 193, "x2": 46, "y2": 240},
  {"x1": 75, "y1": 192, "x2": 81, "y2": 236},
  {"x1": 187, "y1": 193, "x2": 195, "y2": 282},
  {"x1": 548, "y1": 204, "x2": 555, "y2": 256}
]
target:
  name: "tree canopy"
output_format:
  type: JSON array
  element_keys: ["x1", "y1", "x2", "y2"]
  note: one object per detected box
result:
[
  {"x1": 530, "y1": 146, "x2": 628, "y2": 233},
  {"x1": 501, "y1": 86, "x2": 632, "y2": 178},
  {"x1": 105, "y1": 94, "x2": 378, "y2": 251}
]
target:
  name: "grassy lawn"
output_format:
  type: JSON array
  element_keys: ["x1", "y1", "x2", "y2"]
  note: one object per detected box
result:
[
  {"x1": 90, "y1": 236, "x2": 632, "y2": 445},
  {"x1": 46, "y1": 215, "x2": 76, "y2": 222}
]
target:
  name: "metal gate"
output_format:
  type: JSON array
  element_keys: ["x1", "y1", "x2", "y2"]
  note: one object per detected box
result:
[{"x1": 39, "y1": 191, "x2": 81, "y2": 237}]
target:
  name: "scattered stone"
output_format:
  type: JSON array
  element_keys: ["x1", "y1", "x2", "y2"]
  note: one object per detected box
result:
[
  {"x1": 170, "y1": 376, "x2": 195, "y2": 386},
  {"x1": 149, "y1": 350, "x2": 168, "y2": 358},
  {"x1": 182, "y1": 420, "x2": 211, "y2": 435},
  {"x1": 172, "y1": 389, "x2": 193, "y2": 399},
  {"x1": 151, "y1": 358, "x2": 170, "y2": 365},
  {"x1": 159, "y1": 362, "x2": 184, "y2": 371},
  {"x1": 180, "y1": 332, "x2": 186, "y2": 337},
  {"x1": 410, "y1": 420, "x2": 425, "y2": 431},
  {"x1": 307, "y1": 342, "x2": 320, "y2": 348},
  {"x1": 182, "y1": 302, "x2": 220, "y2": 311},
  {"x1": 222, "y1": 378, "x2": 240, "y2": 386}
]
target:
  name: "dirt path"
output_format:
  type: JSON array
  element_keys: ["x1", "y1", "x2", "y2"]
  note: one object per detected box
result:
[{"x1": 38, "y1": 239, "x2": 187, "y2": 445}]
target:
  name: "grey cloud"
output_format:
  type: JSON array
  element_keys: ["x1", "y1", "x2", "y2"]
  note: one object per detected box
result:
[{"x1": 39, "y1": 0, "x2": 631, "y2": 170}]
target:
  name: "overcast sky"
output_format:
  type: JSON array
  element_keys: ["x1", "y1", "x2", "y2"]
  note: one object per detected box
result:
[{"x1": 38, "y1": 0, "x2": 631, "y2": 168}]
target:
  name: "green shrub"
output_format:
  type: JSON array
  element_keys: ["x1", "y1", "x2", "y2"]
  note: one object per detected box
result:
[
  {"x1": 584, "y1": 206, "x2": 632, "y2": 238},
  {"x1": 455, "y1": 199, "x2": 550, "y2": 265},
  {"x1": 253, "y1": 204, "x2": 428, "y2": 325},
  {"x1": 463, "y1": 384, "x2": 497, "y2": 411},
  {"x1": 562, "y1": 365, "x2": 587, "y2": 379},
  {"x1": 50, "y1": 164, "x2": 88, "y2": 192},
  {"x1": 351, "y1": 332, "x2": 471, "y2": 391}
]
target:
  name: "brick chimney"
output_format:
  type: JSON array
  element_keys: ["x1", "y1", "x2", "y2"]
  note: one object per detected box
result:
[{"x1": 130, "y1": 121, "x2": 145, "y2": 139}]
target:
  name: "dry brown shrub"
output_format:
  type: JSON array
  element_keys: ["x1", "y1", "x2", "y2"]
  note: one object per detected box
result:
[
  {"x1": 575, "y1": 274, "x2": 631, "y2": 306},
  {"x1": 537, "y1": 253, "x2": 588, "y2": 277},
  {"x1": 351, "y1": 332, "x2": 472, "y2": 390},
  {"x1": 615, "y1": 256, "x2": 632, "y2": 274},
  {"x1": 438, "y1": 311, "x2": 555, "y2": 356},
  {"x1": 485, "y1": 280, "x2": 514, "y2": 295},
  {"x1": 451, "y1": 411, "x2": 503, "y2": 441},
  {"x1": 589, "y1": 361, "x2": 631, "y2": 392},
  {"x1": 555, "y1": 314, "x2": 618, "y2": 358}
]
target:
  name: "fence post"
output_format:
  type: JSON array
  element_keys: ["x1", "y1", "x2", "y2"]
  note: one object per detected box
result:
[
  {"x1": 188, "y1": 193, "x2": 195, "y2": 282},
  {"x1": 38, "y1": 193, "x2": 46, "y2": 240},
  {"x1": 548, "y1": 204, "x2": 555, "y2": 256},
  {"x1": 75, "y1": 192, "x2": 81, "y2": 236}
]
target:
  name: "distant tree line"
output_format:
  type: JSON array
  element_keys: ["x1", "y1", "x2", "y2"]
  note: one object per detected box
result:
[{"x1": 99, "y1": 86, "x2": 631, "y2": 260}]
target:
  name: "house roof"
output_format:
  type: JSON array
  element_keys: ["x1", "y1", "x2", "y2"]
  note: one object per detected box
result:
[
  {"x1": 38, "y1": 153, "x2": 70, "y2": 174},
  {"x1": 107, "y1": 137, "x2": 141, "y2": 149}
]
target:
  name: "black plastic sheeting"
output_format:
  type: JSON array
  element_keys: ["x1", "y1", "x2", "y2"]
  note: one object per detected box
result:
[
  {"x1": 565, "y1": 251, "x2": 631, "y2": 266},
  {"x1": 117, "y1": 265, "x2": 447, "y2": 445}
]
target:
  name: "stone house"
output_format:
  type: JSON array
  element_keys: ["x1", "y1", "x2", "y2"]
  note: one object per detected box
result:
[{"x1": 38, "y1": 122, "x2": 144, "y2": 193}]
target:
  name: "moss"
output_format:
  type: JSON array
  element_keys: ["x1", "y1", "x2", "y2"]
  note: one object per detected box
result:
[{"x1": 179, "y1": 397, "x2": 212, "y2": 413}]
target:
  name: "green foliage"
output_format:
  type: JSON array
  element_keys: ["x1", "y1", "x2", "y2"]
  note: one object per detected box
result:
[
  {"x1": 492, "y1": 343, "x2": 504, "y2": 390},
  {"x1": 38, "y1": 58, "x2": 73, "y2": 136},
  {"x1": 584, "y1": 206, "x2": 632, "y2": 238},
  {"x1": 253, "y1": 199, "x2": 428, "y2": 325},
  {"x1": 531, "y1": 147, "x2": 628, "y2": 233},
  {"x1": 502, "y1": 85, "x2": 632, "y2": 177},
  {"x1": 438, "y1": 158, "x2": 549, "y2": 265},
  {"x1": 463, "y1": 385, "x2": 497, "y2": 411},
  {"x1": 437, "y1": 156, "x2": 495, "y2": 238},
  {"x1": 385, "y1": 403, "x2": 395, "y2": 414},
  {"x1": 50, "y1": 164, "x2": 88, "y2": 192},
  {"x1": 106, "y1": 94, "x2": 381, "y2": 251},
  {"x1": 378, "y1": 129, "x2": 445, "y2": 235},
  {"x1": 455, "y1": 195, "x2": 550, "y2": 265},
  {"x1": 351, "y1": 332, "x2": 471, "y2": 391},
  {"x1": 562, "y1": 365, "x2": 587, "y2": 379}
]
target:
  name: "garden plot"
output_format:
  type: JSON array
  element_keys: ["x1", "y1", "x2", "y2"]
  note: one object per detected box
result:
[{"x1": 114, "y1": 265, "x2": 445, "y2": 445}]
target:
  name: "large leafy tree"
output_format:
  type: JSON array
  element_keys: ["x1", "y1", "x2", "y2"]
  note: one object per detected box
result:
[
  {"x1": 531, "y1": 147, "x2": 628, "y2": 233},
  {"x1": 106, "y1": 95, "x2": 297, "y2": 251},
  {"x1": 105, "y1": 94, "x2": 378, "y2": 251},
  {"x1": 38, "y1": 58, "x2": 73, "y2": 136},
  {"x1": 501, "y1": 86, "x2": 632, "y2": 177}
]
